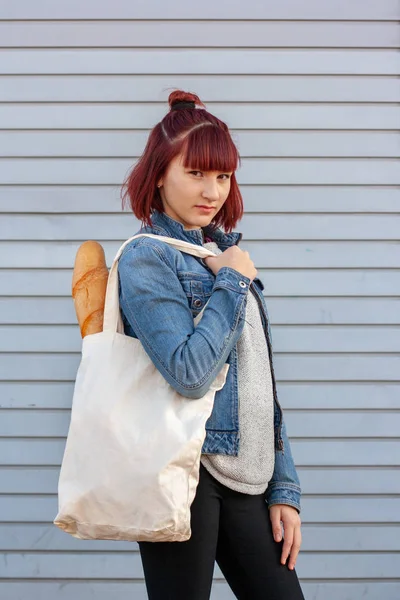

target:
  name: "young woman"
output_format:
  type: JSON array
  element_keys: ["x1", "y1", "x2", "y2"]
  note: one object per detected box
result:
[{"x1": 118, "y1": 90, "x2": 305, "y2": 600}]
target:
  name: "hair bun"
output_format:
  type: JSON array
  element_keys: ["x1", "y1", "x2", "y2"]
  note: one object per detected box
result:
[{"x1": 168, "y1": 90, "x2": 205, "y2": 111}]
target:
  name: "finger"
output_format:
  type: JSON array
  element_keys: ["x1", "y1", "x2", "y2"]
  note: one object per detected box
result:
[
  {"x1": 269, "y1": 510, "x2": 283, "y2": 542},
  {"x1": 288, "y1": 527, "x2": 302, "y2": 570},
  {"x1": 281, "y1": 526, "x2": 294, "y2": 565},
  {"x1": 273, "y1": 522, "x2": 283, "y2": 543}
]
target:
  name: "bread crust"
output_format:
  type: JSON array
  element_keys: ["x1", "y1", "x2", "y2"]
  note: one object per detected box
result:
[{"x1": 72, "y1": 241, "x2": 109, "y2": 338}]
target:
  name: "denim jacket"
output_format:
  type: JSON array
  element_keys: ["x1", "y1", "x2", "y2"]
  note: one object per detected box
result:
[{"x1": 118, "y1": 209, "x2": 302, "y2": 513}]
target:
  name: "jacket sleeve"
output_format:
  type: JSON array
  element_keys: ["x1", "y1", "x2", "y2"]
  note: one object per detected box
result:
[
  {"x1": 118, "y1": 239, "x2": 250, "y2": 399},
  {"x1": 265, "y1": 418, "x2": 302, "y2": 514}
]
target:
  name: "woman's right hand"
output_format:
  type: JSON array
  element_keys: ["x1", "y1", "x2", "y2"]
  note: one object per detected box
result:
[{"x1": 204, "y1": 246, "x2": 257, "y2": 282}]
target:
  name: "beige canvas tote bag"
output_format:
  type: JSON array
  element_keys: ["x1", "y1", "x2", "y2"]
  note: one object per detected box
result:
[{"x1": 54, "y1": 234, "x2": 229, "y2": 542}]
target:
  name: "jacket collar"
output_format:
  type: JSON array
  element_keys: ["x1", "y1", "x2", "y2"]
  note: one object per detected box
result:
[{"x1": 146, "y1": 209, "x2": 242, "y2": 250}]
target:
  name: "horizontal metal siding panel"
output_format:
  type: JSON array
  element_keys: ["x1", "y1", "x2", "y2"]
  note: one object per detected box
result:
[
  {"x1": 1, "y1": 0, "x2": 398, "y2": 20},
  {"x1": 1, "y1": 75, "x2": 398, "y2": 102},
  {"x1": 1, "y1": 21, "x2": 398, "y2": 48},
  {"x1": 2, "y1": 158, "x2": 399, "y2": 185},
  {"x1": 2, "y1": 439, "x2": 399, "y2": 467},
  {"x1": 0, "y1": 583, "x2": 149, "y2": 600},
  {"x1": 1, "y1": 186, "x2": 398, "y2": 213},
  {"x1": 1, "y1": 49, "x2": 399, "y2": 75},
  {"x1": 1, "y1": 298, "x2": 400, "y2": 327},
  {"x1": 1, "y1": 353, "x2": 399, "y2": 381},
  {"x1": 2, "y1": 325, "x2": 400, "y2": 353},
  {"x1": 3, "y1": 131, "x2": 399, "y2": 158},
  {"x1": 1, "y1": 551, "x2": 400, "y2": 578},
  {"x1": 2, "y1": 241, "x2": 400, "y2": 268},
  {"x1": 2, "y1": 469, "x2": 399, "y2": 496},
  {"x1": 2, "y1": 497, "x2": 400, "y2": 528},
  {"x1": 2, "y1": 214, "x2": 399, "y2": 241},
  {"x1": 1, "y1": 523, "x2": 400, "y2": 551},
  {"x1": 1, "y1": 382, "x2": 399, "y2": 410},
  {"x1": 2, "y1": 270, "x2": 400, "y2": 297},
  {"x1": 0, "y1": 582, "x2": 399, "y2": 600},
  {"x1": 2, "y1": 409, "x2": 400, "y2": 437},
  {"x1": 1, "y1": 105, "x2": 399, "y2": 130}
]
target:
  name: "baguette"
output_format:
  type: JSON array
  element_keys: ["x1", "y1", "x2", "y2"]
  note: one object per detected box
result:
[{"x1": 72, "y1": 241, "x2": 109, "y2": 338}]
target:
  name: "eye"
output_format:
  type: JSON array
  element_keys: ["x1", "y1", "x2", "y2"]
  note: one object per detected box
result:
[
  {"x1": 189, "y1": 170, "x2": 203, "y2": 177},
  {"x1": 218, "y1": 173, "x2": 231, "y2": 180}
]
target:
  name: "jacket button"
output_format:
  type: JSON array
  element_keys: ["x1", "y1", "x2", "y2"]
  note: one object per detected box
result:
[
  {"x1": 193, "y1": 299, "x2": 203, "y2": 307},
  {"x1": 239, "y1": 281, "x2": 247, "y2": 288}
]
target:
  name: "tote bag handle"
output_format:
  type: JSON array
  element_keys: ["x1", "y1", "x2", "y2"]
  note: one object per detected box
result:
[{"x1": 103, "y1": 233, "x2": 218, "y2": 334}]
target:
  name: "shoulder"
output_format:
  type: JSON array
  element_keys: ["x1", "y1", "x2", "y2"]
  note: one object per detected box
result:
[{"x1": 118, "y1": 230, "x2": 178, "y2": 272}]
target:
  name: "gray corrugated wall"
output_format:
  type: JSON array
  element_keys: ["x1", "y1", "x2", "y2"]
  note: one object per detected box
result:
[{"x1": 0, "y1": 1, "x2": 399, "y2": 598}]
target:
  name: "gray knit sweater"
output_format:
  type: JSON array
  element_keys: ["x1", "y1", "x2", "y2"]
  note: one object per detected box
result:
[{"x1": 200, "y1": 241, "x2": 275, "y2": 495}]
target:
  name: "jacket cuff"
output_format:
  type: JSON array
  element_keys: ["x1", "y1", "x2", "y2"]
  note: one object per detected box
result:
[
  {"x1": 212, "y1": 267, "x2": 251, "y2": 295},
  {"x1": 265, "y1": 484, "x2": 301, "y2": 514}
]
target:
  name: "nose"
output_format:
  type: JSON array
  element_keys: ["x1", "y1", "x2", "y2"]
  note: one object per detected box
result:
[{"x1": 202, "y1": 178, "x2": 219, "y2": 202}]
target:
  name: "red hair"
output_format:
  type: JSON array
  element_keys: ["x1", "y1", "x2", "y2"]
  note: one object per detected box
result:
[{"x1": 121, "y1": 90, "x2": 243, "y2": 233}]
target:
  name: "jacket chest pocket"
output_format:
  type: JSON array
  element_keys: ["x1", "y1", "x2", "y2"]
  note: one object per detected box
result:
[{"x1": 179, "y1": 275, "x2": 214, "y2": 316}]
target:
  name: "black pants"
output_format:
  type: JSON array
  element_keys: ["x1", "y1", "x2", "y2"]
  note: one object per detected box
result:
[{"x1": 139, "y1": 463, "x2": 305, "y2": 600}]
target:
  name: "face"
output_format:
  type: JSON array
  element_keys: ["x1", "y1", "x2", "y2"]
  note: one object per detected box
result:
[{"x1": 157, "y1": 153, "x2": 233, "y2": 230}]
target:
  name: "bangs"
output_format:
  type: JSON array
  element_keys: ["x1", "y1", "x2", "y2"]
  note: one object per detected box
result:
[{"x1": 180, "y1": 124, "x2": 240, "y2": 173}]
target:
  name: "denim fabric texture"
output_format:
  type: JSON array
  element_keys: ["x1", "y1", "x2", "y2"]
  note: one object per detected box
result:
[{"x1": 118, "y1": 209, "x2": 302, "y2": 513}]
